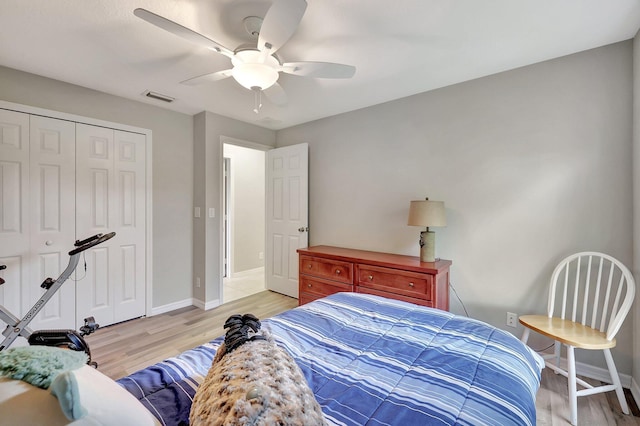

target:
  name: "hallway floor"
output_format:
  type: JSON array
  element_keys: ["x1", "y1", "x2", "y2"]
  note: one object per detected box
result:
[{"x1": 223, "y1": 267, "x2": 265, "y2": 303}]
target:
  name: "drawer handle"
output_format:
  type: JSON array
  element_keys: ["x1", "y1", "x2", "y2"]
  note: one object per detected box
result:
[
  {"x1": 368, "y1": 275, "x2": 373, "y2": 281},
  {"x1": 307, "y1": 264, "x2": 312, "y2": 269},
  {"x1": 335, "y1": 269, "x2": 341, "y2": 275},
  {"x1": 308, "y1": 283, "x2": 312, "y2": 288},
  {"x1": 409, "y1": 282, "x2": 415, "y2": 287}
]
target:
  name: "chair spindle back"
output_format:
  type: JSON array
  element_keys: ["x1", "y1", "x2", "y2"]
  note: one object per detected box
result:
[{"x1": 547, "y1": 252, "x2": 634, "y2": 341}]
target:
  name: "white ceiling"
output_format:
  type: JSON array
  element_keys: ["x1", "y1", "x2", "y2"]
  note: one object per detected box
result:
[{"x1": 2, "y1": 0, "x2": 640, "y2": 130}]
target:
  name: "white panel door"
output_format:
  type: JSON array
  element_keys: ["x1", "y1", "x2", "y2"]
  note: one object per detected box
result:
[
  {"x1": 28, "y1": 115, "x2": 76, "y2": 330},
  {"x1": 112, "y1": 130, "x2": 145, "y2": 323},
  {"x1": 76, "y1": 124, "x2": 146, "y2": 327},
  {"x1": 266, "y1": 143, "x2": 308, "y2": 298},
  {"x1": 0, "y1": 110, "x2": 30, "y2": 324},
  {"x1": 75, "y1": 124, "x2": 116, "y2": 326}
]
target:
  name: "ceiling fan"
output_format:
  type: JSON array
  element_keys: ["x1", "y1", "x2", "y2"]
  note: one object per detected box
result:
[{"x1": 133, "y1": 0, "x2": 356, "y2": 113}]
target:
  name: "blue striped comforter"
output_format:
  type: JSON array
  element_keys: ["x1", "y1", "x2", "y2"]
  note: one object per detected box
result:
[{"x1": 118, "y1": 292, "x2": 544, "y2": 425}]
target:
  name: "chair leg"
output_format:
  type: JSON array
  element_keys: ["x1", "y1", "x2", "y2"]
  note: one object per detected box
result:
[
  {"x1": 554, "y1": 341, "x2": 561, "y2": 368},
  {"x1": 603, "y1": 348, "x2": 629, "y2": 415},
  {"x1": 567, "y1": 345, "x2": 578, "y2": 426}
]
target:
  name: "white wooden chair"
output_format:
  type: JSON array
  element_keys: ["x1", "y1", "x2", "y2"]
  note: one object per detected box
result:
[{"x1": 519, "y1": 252, "x2": 635, "y2": 426}]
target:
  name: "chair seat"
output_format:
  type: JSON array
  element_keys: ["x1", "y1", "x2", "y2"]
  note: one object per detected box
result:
[{"x1": 519, "y1": 315, "x2": 616, "y2": 350}]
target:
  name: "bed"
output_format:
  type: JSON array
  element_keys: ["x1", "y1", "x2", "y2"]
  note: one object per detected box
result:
[{"x1": 118, "y1": 292, "x2": 544, "y2": 425}]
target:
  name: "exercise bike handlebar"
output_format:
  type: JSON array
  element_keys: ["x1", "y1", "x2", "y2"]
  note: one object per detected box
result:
[{"x1": 69, "y1": 232, "x2": 116, "y2": 256}]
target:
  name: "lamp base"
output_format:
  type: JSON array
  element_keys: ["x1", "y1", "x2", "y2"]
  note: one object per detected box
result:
[{"x1": 419, "y1": 230, "x2": 436, "y2": 262}]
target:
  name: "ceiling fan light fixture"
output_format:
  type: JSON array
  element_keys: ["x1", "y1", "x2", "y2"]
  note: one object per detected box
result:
[{"x1": 232, "y1": 63, "x2": 279, "y2": 90}]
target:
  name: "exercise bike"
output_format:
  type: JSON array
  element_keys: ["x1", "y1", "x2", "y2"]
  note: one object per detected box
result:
[{"x1": 0, "y1": 232, "x2": 115, "y2": 367}]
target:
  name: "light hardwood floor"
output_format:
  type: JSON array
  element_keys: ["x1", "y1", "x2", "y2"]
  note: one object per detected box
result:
[
  {"x1": 86, "y1": 291, "x2": 640, "y2": 425},
  {"x1": 86, "y1": 290, "x2": 297, "y2": 379}
]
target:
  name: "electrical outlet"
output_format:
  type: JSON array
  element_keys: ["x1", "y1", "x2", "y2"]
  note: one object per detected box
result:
[
  {"x1": 259, "y1": 251, "x2": 264, "y2": 260},
  {"x1": 195, "y1": 277, "x2": 201, "y2": 288},
  {"x1": 506, "y1": 312, "x2": 518, "y2": 328}
]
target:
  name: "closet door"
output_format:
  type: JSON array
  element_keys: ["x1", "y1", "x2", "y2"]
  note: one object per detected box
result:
[
  {"x1": 0, "y1": 110, "x2": 30, "y2": 321},
  {"x1": 113, "y1": 130, "x2": 146, "y2": 323},
  {"x1": 28, "y1": 116, "x2": 76, "y2": 330},
  {"x1": 75, "y1": 124, "x2": 146, "y2": 327},
  {"x1": 75, "y1": 124, "x2": 116, "y2": 326}
]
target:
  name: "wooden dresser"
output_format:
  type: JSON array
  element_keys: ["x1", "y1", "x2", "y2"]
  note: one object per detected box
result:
[{"x1": 297, "y1": 246, "x2": 452, "y2": 310}]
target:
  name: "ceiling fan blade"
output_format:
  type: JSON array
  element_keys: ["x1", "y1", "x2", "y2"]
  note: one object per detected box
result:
[
  {"x1": 134, "y1": 8, "x2": 234, "y2": 59},
  {"x1": 263, "y1": 83, "x2": 288, "y2": 106},
  {"x1": 280, "y1": 62, "x2": 356, "y2": 79},
  {"x1": 180, "y1": 69, "x2": 233, "y2": 86},
  {"x1": 257, "y1": 0, "x2": 307, "y2": 57}
]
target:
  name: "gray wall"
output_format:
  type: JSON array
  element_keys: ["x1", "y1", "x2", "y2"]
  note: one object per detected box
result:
[
  {"x1": 277, "y1": 41, "x2": 634, "y2": 374},
  {"x1": 193, "y1": 112, "x2": 274, "y2": 306},
  {"x1": 0, "y1": 65, "x2": 193, "y2": 308},
  {"x1": 224, "y1": 144, "x2": 265, "y2": 273}
]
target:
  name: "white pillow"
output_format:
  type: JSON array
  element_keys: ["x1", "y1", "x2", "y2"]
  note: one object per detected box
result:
[
  {"x1": 50, "y1": 365, "x2": 160, "y2": 425},
  {"x1": 0, "y1": 375, "x2": 70, "y2": 425},
  {"x1": 0, "y1": 365, "x2": 160, "y2": 425}
]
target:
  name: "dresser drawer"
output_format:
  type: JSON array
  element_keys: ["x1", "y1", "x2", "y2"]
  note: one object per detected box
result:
[
  {"x1": 300, "y1": 276, "x2": 352, "y2": 298},
  {"x1": 356, "y1": 287, "x2": 434, "y2": 308},
  {"x1": 299, "y1": 255, "x2": 353, "y2": 284},
  {"x1": 356, "y1": 265, "x2": 432, "y2": 300},
  {"x1": 299, "y1": 293, "x2": 325, "y2": 306}
]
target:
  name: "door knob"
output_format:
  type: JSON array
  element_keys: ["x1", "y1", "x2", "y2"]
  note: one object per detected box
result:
[
  {"x1": 298, "y1": 227, "x2": 309, "y2": 232},
  {"x1": 45, "y1": 240, "x2": 53, "y2": 246}
]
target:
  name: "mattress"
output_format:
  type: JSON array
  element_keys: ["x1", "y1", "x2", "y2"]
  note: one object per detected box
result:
[{"x1": 118, "y1": 292, "x2": 544, "y2": 425}]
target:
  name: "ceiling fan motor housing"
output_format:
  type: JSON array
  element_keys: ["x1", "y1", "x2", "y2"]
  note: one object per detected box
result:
[{"x1": 243, "y1": 16, "x2": 263, "y2": 38}]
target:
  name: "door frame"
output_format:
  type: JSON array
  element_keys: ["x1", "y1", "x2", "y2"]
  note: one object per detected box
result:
[
  {"x1": 0, "y1": 100, "x2": 154, "y2": 318},
  {"x1": 222, "y1": 157, "x2": 231, "y2": 279},
  {"x1": 218, "y1": 136, "x2": 271, "y2": 303}
]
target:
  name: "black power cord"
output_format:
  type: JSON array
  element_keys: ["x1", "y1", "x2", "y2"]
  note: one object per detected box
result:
[{"x1": 449, "y1": 282, "x2": 469, "y2": 317}]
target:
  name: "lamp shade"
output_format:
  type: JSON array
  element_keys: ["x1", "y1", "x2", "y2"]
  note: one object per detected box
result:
[{"x1": 407, "y1": 200, "x2": 446, "y2": 227}]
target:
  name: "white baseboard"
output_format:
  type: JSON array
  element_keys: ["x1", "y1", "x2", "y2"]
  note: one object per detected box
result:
[
  {"x1": 575, "y1": 359, "x2": 632, "y2": 389},
  {"x1": 542, "y1": 351, "x2": 632, "y2": 389},
  {"x1": 150, "y1": 297, "x2": 220, "y2": 316},
  {"x1": 631, "y1": 378, "x2": 640, "y2": 408},
  {"x1": 226, "y1": 266, "x2": 264, "y2": 280},
  {"x1": 192, "y1": 298, "x2": 221, "y2": 311},
  {"x1": 150, "y1": 298, "x2": 194, "y2": 316}
]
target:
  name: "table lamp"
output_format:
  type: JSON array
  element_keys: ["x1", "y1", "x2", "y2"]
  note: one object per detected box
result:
[{"x1": 407, "y1": 198, "x2": 446, "y2": 262}]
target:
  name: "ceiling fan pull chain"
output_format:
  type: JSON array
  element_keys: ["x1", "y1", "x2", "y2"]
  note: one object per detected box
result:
[{"x1": 252, "y1": 87, "x2": 263, "y2": 114}]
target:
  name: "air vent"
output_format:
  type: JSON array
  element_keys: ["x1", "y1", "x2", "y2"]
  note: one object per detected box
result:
[{"x1": 143, "y1": 91, "x2": 174, "y2": 103}]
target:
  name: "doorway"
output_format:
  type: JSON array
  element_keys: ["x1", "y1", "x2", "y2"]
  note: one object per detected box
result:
[{"x1": 222, "y1": 143, "x2": 266, "y2": 303}]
